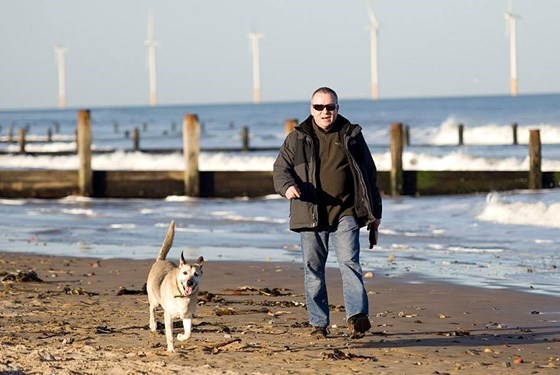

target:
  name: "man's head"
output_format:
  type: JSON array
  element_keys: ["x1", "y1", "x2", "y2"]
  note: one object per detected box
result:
[{"x1": 310, "y1": 87, "x2": 339, "y2": 130}]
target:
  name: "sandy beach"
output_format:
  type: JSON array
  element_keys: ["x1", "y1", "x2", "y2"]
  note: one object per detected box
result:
[{"x1": 0, "y1": 250, "x2": 558, "y2": 374}]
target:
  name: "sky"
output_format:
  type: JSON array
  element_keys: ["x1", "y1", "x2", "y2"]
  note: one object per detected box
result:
[{"x1": 1, "y1": 0, "x2": 559, "y2": 110}]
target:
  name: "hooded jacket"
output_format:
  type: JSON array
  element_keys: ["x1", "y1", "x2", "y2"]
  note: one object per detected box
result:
[{"x1": 273, "y1": 114, "x2": 382, "y2": 232}]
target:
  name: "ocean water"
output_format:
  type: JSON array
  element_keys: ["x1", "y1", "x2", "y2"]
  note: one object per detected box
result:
[{"x1": 0, "y1": 94, "x2": 559, "y2": 296}]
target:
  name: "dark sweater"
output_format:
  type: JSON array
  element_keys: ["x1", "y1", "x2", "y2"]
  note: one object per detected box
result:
[{"x1": 312, "y1": 120, "x2": 355, "y2": 228}]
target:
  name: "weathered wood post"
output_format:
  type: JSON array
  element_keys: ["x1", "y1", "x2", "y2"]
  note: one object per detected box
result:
[
  {"x1": 18, "y1": 128, "x2": 26, "y2": 154},
  {"x1": 241, "y1": 126, "x2": 250, "y2": 151},
  {"x1": 77, "y1": 109, "x2": 93, "y2": 197},
  {"x1": 284, "y1": 119, "x2": 298, "y2": 135},
  {"x1": 403, "y1": 124, "x2": 410, "y2": 146},
  {"x1": 183, "y1": 114, "x2": 200, "y2": 197},
  {"x1": 390, "y1": 122, "x2": 404, "y2": 196},
  {"x1": 8, "y1": 126, "x2": 13, "y2": 142},
  {"x1": 133, "y1": 127, "x2": 140, "y2": 151},
  {"x1": 528, "y1": 129, "x2": 542, "y2": 190},
  {"x1": 47, "y1": 128, "x2": 53, "y2": 142},
  {"x1": 458, "y1": 123, "x2": 464, "y2": 146},
  {"x1": 512, "y1": 123, "x2": 518, "y2": 145}
]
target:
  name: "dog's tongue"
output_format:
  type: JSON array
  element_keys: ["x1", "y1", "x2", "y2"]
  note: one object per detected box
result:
[{"x1": 183, "y1": 283, "x2": 193, "y2": 296}]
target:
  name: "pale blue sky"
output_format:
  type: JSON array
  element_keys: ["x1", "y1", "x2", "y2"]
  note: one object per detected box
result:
[{"x1": 1, "y1": 0, "x2": 559, "y2": 110}]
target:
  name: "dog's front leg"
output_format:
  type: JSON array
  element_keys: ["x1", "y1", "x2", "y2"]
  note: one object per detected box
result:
[
  {"x1": 164, "y1": 312, "x2": 175, "y2": 352},
  {"x1": 177, "y1": 318, "x2": 192, "y2": 341}
]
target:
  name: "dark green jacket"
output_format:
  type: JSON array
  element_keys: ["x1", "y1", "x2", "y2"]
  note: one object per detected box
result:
[{"x1": 273, "y1": 114, "x2": 382, "y2": 232}]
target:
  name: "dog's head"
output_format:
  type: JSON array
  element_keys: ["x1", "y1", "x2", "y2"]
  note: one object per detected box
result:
[{"x1": 176, "y1": 254, "x2": 204, "y2": 297}]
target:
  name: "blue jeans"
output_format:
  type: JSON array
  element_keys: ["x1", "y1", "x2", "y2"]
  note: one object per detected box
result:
[{"x1": 300, "y1": 216, "x2": 369, "y2": 328}]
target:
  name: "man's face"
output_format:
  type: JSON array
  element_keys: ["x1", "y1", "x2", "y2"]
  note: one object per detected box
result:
[{"x1": 310, "y1": 92, "x2": 338, "y2": 130}]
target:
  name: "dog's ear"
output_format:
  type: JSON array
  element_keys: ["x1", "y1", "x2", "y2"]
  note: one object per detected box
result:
[
  {"x1": 196, "y1": 256, "x2": 204, "y2": 268},
  {"x1": 180, "y1": 251, "x2": 187, "y2": 266}
]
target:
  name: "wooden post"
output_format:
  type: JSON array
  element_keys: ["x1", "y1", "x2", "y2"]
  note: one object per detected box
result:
[
  {"x1": 77, "y1": 109, "x2": 93, "y2": 197},
  {"x1": 133, "y1": 127, "x2": 140, "y2": 151},
  {"x1": 390, "y1": 122, "x2": 404, "y2": 196},
  {"x1": 8, "y1": 126, "x2": 13, "y2": 142},
  {"x1": 512, "y1": 123, "x2": 518, "y2": 145},
  {"x1": 183, "y1": 113, "x2": 200, "y2": 197},
  {"x1": 458, "y1": 123, "x2": 464, "y2": 146},
  {"x1": 241, "y1": 126, "x2": 249, "y2": 151},
  {"x1": 403, "y1": 124, "x2": 410, "y2": 146},
  {"x1": 284, "y1": 119, "x2": 298, "y2": 135},
  {"x1": 18, "y1": 128, "x2": 26, "y2": 154},
  {"x1": 528, "y1": 129, "x2": 542, "y2": 190},
  {"x1": 47, "y1": 128, "x2": 53, "y2": 142}
]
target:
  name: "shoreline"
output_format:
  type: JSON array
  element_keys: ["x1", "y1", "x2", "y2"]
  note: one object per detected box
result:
[{"x1": 1, "y1": 251, "x2": 559, "y2": 374}]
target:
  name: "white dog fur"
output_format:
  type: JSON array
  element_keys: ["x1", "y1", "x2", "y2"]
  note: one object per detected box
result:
[{"x1": 146, "y1": 220, "x2": 204, "y2": 352}]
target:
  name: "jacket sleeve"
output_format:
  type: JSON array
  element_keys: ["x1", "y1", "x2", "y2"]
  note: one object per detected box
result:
[
  {"x1": 358, "y1": 133, "x2": 383, "y2": 220},
  {"x1": 273, "y1": 133, "x2": 297, "y2": 197}
]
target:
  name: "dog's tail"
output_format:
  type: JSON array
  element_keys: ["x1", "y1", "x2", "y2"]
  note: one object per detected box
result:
[{"x1": 156, "y1": 220, "x2": 175, "y2": 261}]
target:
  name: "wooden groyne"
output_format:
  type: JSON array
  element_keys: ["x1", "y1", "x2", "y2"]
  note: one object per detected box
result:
[{"x1": 0, "y1": 113, "x2": 559, "y2": 198}]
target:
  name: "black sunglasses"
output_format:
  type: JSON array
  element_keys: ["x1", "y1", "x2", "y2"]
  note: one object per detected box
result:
[{"x1": 312, "y1": 104, "x2": 338, "y2": 112}]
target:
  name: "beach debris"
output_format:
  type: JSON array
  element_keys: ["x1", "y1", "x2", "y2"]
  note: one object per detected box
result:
[
  {"x1": 95, "y1": 325, "x2": 115, "y2": 334},
  {"x1": 116, "y1": 285, "x2": 146, "y2": 295},
  {"x1": 439, "y1": 313, "x2": 449, "y2": 319},
  {"x1": 513, "y1": 356, "x2": 523, "y2": 365},
  {"x1": 38, "y1": 350, "x2": 57, "y2": 362},
  {"x1": 321, "y1": 348, "x2": 377, "y2": 362},
  {"x1": 198, "y1": 290, "x2": 225, "y2": 303},
  {"x1": 398, "y1": 311, "x2": 418, "y2": 318},
  {"x1": 364, "y1": 271, "x2": 374, "y2": 278},
  {"x1": 228, "y1": 285, "x2": 293, "y2": 297},
  {"x1": 437, "y1": 328, "x2": 470, "y2": 336},
  {"x1": 63, "y1": 286, "x2": 98, "y2": 296},
  {"x1": 213, "y1": 306, "x2": 270, "y2": 316},
  {"x1": 0, "y1": 270, "x2": 43, "y2": 283},
  {"x1": 203, "y1": 338, "x2": 242, "y2": 354}
]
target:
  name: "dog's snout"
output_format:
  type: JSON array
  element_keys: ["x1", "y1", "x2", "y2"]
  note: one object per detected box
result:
[{"x1": 186, "y1": 279, "x2": 193, "y2": 287}]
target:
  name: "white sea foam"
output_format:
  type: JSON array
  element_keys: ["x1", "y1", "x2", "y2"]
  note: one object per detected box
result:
[
  {"x1": 2, "y1": 150, "x2": 560, "y2": 171},
  {"x1": 477, "y1": 191, "x2": 560, "y2": 228}
]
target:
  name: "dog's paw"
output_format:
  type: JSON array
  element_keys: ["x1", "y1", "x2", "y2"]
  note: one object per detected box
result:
[
  {"x1": 177, "y1": 333, "x2": 191, "y2": 341},
  {"x1": 166, "y1": 345, "x2": 175, "y2": 352}
]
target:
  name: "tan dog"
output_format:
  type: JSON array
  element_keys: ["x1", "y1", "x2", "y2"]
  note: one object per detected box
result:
[{"x1": 146, "y1": 220, "x2": 204, "y2": 352}]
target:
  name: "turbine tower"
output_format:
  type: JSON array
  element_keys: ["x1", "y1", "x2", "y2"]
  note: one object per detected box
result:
[
  {"x1": 145, "y1": 13, "x2": 159, "y2": 106},
  {"x1": 367, "y1": 3, "x2": 380, "y2": 100},
  {"x1": 504, "y1": 0, "x2": 519, "y2": 96},
  {"x1": 54, "y1": 46, "x2": 68, "y2": 109},
  {"x1": 248, "y1": 32, "x2": 263, "y2": 104}
]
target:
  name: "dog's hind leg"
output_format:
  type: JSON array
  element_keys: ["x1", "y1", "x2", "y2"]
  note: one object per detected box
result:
[
  {"x1": 164, "y1": 312, "x2": 175, "y2": 352},
  {"x1": 177, "y1": 318, "x2": 192, "y2": 341},
  {"x1": 149, "y1": 303, "x2": 158, "y2": 332}
]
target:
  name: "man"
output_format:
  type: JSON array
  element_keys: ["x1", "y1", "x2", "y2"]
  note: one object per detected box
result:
[{"x1": 273, "y1": 87, "x2": 382, "y2": 338}]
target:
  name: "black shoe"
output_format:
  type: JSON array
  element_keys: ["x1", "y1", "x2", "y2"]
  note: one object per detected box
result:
[
  {"x1": 348, "y1": 314, "x2": 371, "y2": 338},
  {"x1": 309, "y1": 326, "x2": 328, "y2": 338}
]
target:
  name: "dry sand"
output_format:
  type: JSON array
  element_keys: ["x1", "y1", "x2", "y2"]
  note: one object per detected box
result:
[{"x1": 0, "y1": 250, "x2": 558, "y2": 374}]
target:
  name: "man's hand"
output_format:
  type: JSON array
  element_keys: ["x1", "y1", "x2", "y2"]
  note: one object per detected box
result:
[
  {"x1": 285, "y1": 185, "x2": 301, "y2": 200},
  {"x1": 367, "y1": 219, "x2": 381, "y2": 249}
]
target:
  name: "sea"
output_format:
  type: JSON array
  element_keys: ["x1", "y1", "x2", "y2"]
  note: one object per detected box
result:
[{"x1": 1, "y1": 94, "x2": 559, "y2": 297}]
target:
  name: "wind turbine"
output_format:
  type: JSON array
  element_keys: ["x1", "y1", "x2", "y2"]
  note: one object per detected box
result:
[
  {"x1": 248, "y1": 32, "x2": 263, "y2": 104},
  {"x1": 145, "y1": 13, "x2": 159, "y2": 106},
  {"x1": 367, "y1": 2, "x2": 380, "y2": 100},
  {"x1": 54, "y1": 46, "x2": 68, "y2": 109},
  {"x1": 504, "y1": 0, "x2": 519, "y2": 96}
]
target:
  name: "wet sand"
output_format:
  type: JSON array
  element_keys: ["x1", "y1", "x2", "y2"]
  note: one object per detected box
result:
[{"x1": 0, "y1": 250, "x2": 558, "y2": 374}]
